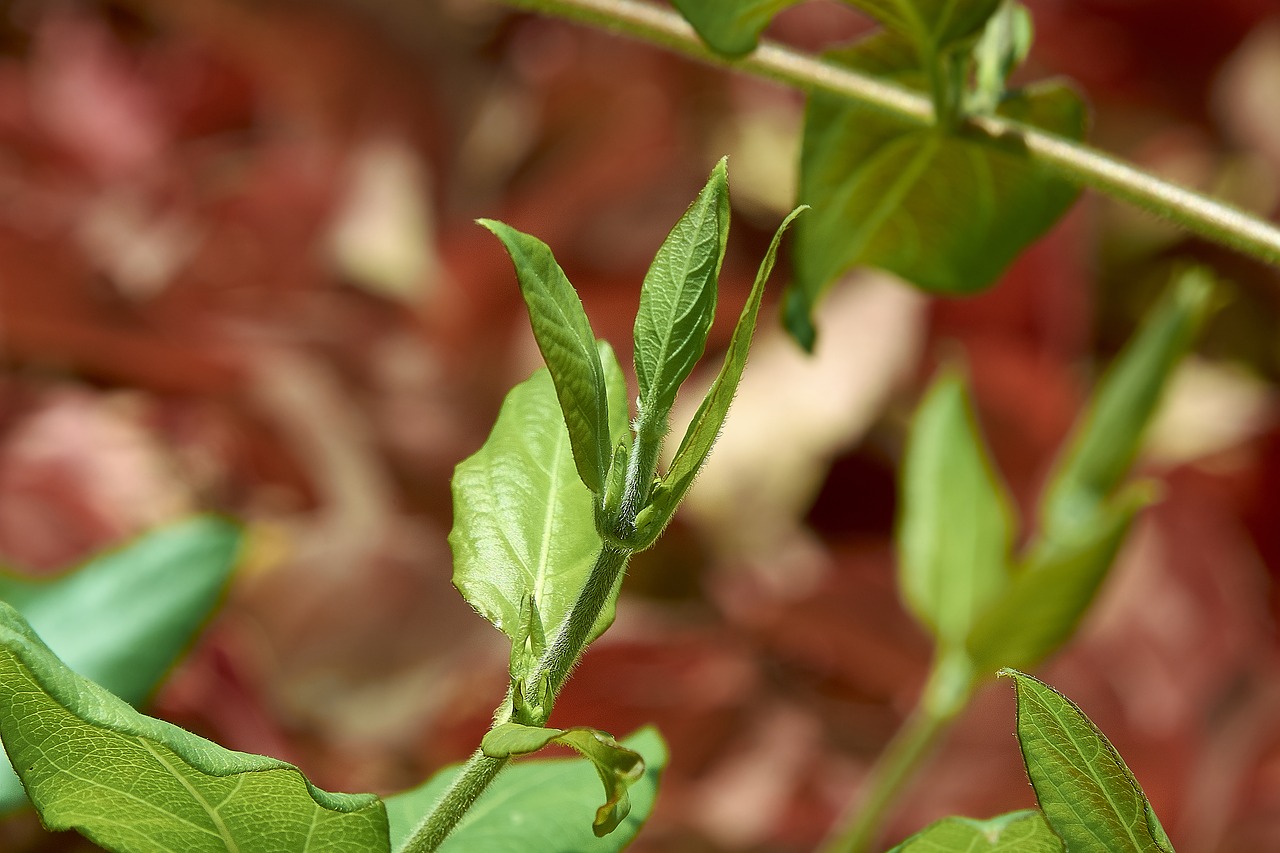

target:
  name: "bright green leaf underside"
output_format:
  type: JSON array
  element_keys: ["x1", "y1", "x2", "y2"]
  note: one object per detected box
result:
[
  {"x1": 670, "y1": 0, "x2": 803, "y2": 57},
  {"x1": 0, "y1": 600, "x2": 388, "y2": 853},
  {"x1": 888, "y1": 809, "x2": 1063, "y2": 852},
  {"x1": 385, "y1": 727, "x2": 667, "y2": 853}
]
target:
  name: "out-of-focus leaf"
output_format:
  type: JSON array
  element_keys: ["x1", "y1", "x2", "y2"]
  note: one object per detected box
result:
[
  {"x1": 898, "y1": 370, "x2": 1013, "y2": 648},
  {"x1": 0, "y1": 600, "x2": 389, "y2": 852},
  {"x1": 385, "y1": 728, "x2": 667, "y2": 853},
  {"x1": 480, "y1": 219, "x2": 611, "y2": 495},
  {"x1": 1002, "y1": 670, "x2": 1175, "y2": 853},
  {"x1": 0, "y1": 516, "x2": 243, "y2": 812},
  {"x1": 669, "y1": 0, "x2": 803, "y2": 57},
  {"x1": 1040, "y1": 268, "x2": 1214, "y2": 535},
  {"x1": 785, "y1": 32, "x2": 1084, "y2": 348},
  {"x1": 968, "y1": 1, "x2": 1034, "y2": 114},
  {"x1": 847, "y1": 0, "x2": 1002, "y2": 55},
  {"x1": 887, "y1": 809, "x2": 1063, "y2": 852}
]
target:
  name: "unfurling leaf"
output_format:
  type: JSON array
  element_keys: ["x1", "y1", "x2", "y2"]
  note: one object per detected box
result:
[{"x1": 888, "y1": 809, "x2": 1063, "y2": 852}]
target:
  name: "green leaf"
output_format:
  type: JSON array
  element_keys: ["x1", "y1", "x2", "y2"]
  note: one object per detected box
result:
[
  {"x1": 451, "y1": 351, "x2": 628, "y2": 652},
  {"x1": 0, "y1": 600, "x2": 389, "y2": 853},
  {"x1": 0, "y1": 515, "x2": 243, "y2": 812},
  {"x1": 637, "y1": 205, "x2": 806, "y2": 547},
  {"x1": 633, "y1": 158, "x2": 730, "y2": 432},
  {"x1": 1002, "y1": 670, "x2": 1175, "y2": 853},
  {"x1": 847, "y1": 0, "x2": 1003, "y2": 55},
  {"x1": 784, "y1": 32, "x2": 1085, "y2": 349},
  {"x1": 669, "y1": 0, "x2": 803, "y2": 57},
  {"x1": 482, "y1": 723, "x2": 644, "y2": 837},
  {"x1": 1040, "y1": 268, "x2": 1214, "y2": 536},
  {"x1": 966, "y1": 486, "x2": 1149, "y2": 674},
  {"x1": 385, "y1": 727, "x2": 667, "y2": 853},
  {"x1": 968, "y1": 1, "x2": 1035, "y2": 115},
  {"x1": 480, "y1": 219, "x2": 611, "y2": 495},
  {"x1": 898, "y1": 369, "x2": 1014, "y2": 648},
  {"x1": 888, "y1": 809, "x2": 1063, "y2": 852}
]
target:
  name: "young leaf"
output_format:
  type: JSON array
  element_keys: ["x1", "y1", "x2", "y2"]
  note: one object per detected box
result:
[
  {"x1": 633, "y1": 158, "x2": 730, "y2": 432},
  {"x1": 0, "y1": 600, "x2": 389, "y2": 853},
  {"x1": 385, "y1": 727, "x2": 666, "y2": 853},
  {"x1": 451, "y1": 352, "x2": 629, "y2": 654},
  {"x1": 636, "y1": 205, "x2": 806, "y2": 547},
  {"x1": 1040, "y1": 268, "x2": 1214, "y2": 536},
  {"x1": 898, "y1": 369, "x2": 1014, "y2": 648},
  {"x1": 968, "y1": 1, "x2": 1035, "y2": 114},
  {"x1": 847, "y1": 0, "x2": 1003, "y2": 56},
  {"x1": 669, "y1": 0, "x2": 803, "y2": 57},
  {"x1": 482, "y1": 723, "x2": 644, "y2": 837},
  {"x1": 0, "y1": 516, "x2": 243, "y2": 811},
  {"x1": 888, "y1": 809, "x2": 1063, "y2": 852},
  {"x1": 784, "y1": 32, "x2": 1084, "y2": 349},
  {"x1": 1002, "y1": 670, "x2": 1175, "y2": 853},
  {"x1": 480, "y1": 219, "x2": 611, "y2": 495},
  {"x1": 966, "y1": 486, "x2": 1149, "y2": 675}
]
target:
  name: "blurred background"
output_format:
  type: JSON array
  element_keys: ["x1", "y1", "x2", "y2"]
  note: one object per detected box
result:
[{"x1": 0, "y1": 0, "x2": 1277, "y2": 850}]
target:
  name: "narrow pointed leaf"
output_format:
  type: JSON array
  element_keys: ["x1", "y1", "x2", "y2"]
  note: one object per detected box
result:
[
  {"x1": 0, "y1": 601, "x2": 388, "y2": 852},
  {"x1": 480, "y1": 219, "x2": 611, "y2": 494},
  {"x1": 669, "y1": 0, "x2": 803, "y2": 57},
  {"x1": 968, "y1": 1, "x2": 1035, "y2": 115},
  {"x1": 967, "y1": 486, "x2": 1149, "y2": 674},
  {"x1": 1041, "y1": 268, "x2": 1214, "y2": 535},
  {"x1": 638, "y1": 206, "x2": 805, "y2": 546},
  {"x1": 847, "y1": 0, "x2": 1003, "y2": 54},
  {"x1": 386, "y1": 727, "x2": 666, "y2": 853},
  {"x1": 633, "y1": 158, "x2": 730, "y2": 430},
  {"x1": 451, "y1": 352, "x2": 628, "y2": 654},
  {"x1": 1002, "y1": 670, "x2": 1175, "y2": 853},
  {"x1": 785, "y1": 32, "x2": 1084, "y2": 348},
  {"x1": 0, "y1": 515, "x2": 243, "y2": 811},
  {"x1": 898, "y1": 370, "x2": 1014, "y2": 647},
  {"x1": 888, "y1": 809, "x2": 1063, "y2": 852},
  {"x1": 482, "y1": 722, "x2": 644, "y2": 837}
]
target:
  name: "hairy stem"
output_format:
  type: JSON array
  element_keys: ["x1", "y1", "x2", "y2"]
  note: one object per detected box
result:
[
  {"x1": 492, "y1": 0, "x2": 1280, "y2": 268},
  {"x1": 400, "y1": 749, "x2": 509, "y2": 853}
]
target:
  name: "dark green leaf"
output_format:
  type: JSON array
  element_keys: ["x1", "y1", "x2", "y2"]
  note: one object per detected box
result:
[
  {"x1": 637, "y1": 205, "x2": 806, "y2": 547},
  {"x1": 898, "y1": 369, "x2": 1013, "y2": 648},
  {"x1": 0, "y1": 600, "x2": 388, "y2": 852},
  {"x1": 0, "y1": 516, "x2": 243, "y2": 811},
  {"x1": 385, "y1": 727, "x2": 666, "y2": 853},
  {"x1": 847, "y1": 0, "x2": 1003, "y2": 54},
  {"x1": 785, "y1": 32, "x2": 1084, "y2": 348},
  {"x1": 669, "y1": 0, "x2": 803, "y2": 57},
  {"x1": 633, "y1": 158, "x2": 730, "y2": 432},
  {"x1": 1040, "y1": 268, "x2": 1214, "y2": 536},
  {"x1": 888, "y1": 809, "x2": 1063, "y2": 852},
  {"x1": 482, "y1": 723, "x2": 644, "y2": 837},
  {"x1": 1002, "y1": 670, "x2": 1175, "y2": 853},
  {"x1": 480, "y1": 219, "x2": 611, "y2": 494}
]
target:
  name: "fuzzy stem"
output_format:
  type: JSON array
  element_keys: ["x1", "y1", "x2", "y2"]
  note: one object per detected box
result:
[
  {"x1": 491, "y1": 0, "x2": 1280, "y2": 268},
  {"x1": 400, "y1": 749, "x2": 509, "y2": 853}
]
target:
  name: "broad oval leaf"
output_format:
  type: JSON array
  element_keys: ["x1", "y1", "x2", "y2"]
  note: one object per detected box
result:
[
  {"x1": 785, "y1": 32, "x2": 1084, "y2": 349},
  {"x1": 898, "y1": 369, "x2": 1014, "y2": 648},
  {"x1": 480, "y1": 218, "x2": 611, "y2": 495},
  {"x1": 0, "y1": 600, "x2": 389, "y2": 853},
  {"x1": 633, "y1": 158, "x2": 730, "y2": 432},
  {"x1": 888, "y1": 809, "x2": 1063, "y2": 852},
  {"x1": 1040, "y1": 268, "x2": 1213, "y2": 536},
  {"x1": 0, "y1": 515, "x2": 243, "y2": 812},
  {"x1": 1002, "y1": 670, "x2": 1174, "y2": 853},
  {"x1": 669, "y1": 0, "x2": 803, "y2": 57},
  {"x1": 385, "y1": 727, "x2": 667, "y2": 853},
  {"x1": 848, "y1": 0, "x2": 1002, "y2": 54}
]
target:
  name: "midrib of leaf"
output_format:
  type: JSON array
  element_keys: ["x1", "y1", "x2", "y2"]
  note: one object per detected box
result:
[
  {"x1": 931, "y1": 0, "x2": 962, "y2": 47},
  {"x1": 142, "y1": 740, "x2": 241, "y2": 853},
  {"x1": 533, "y1": 425, "x2": 572, "y2": 612}
]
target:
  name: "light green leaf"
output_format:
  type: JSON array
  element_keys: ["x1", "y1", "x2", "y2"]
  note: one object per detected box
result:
[
  {"x1": 633, "y1": 158, "x2": 730, "y2": 432},
  {"x1": 888, "y1": 809, "x2": 1063, "y2": 852},
  {"x1": 785, "y1": 32, "x2": 1084, "y2": 349},
  {"x1": 968, "y1": 1, "x2": 1034, "y2": 114},
  {"x1": 386, "y1": 727, "x2": 666, "y2": 853},
  {"x1": 898, "y1": 369, "x2": 1014, "y2": 648},
  {"x1": 967, "y1": 487, "x2": 1149, "y2": 674},
  {"x1": 1040, "y1": 268, "x2": 1214, "y2": 536},
  {"x1": 480, "y1": 219, "x2": 611, "y2": 495},
  {"x1": 482, "y1": 723, "x2": 644, "y2": 837},
  {"x1": 669, "y1": 0, "x2": 803, "y2": 57},
  {"x1": 847, "y1": 0, "x2": 1003, "y2": 54},
  {"x1": 1002, "y1": 670, "x2": 1175, "y2": 853},
  {"x1": 637, "y1": 205, "x2": 806, "y2": 547},
  {"x1": 0, "y1": 600, "x2": 389, "y2": 852},
  {"x1": 0, "y1": 515, "x2": 243, "y2": 812}
]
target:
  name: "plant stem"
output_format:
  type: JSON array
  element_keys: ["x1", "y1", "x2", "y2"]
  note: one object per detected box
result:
[
  {"x1": 400, "y1": 749, "x2": 509, "y2": 853},
  {"x1": 492, "y1": 0, "x2": 1280, "y2": 269}
]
